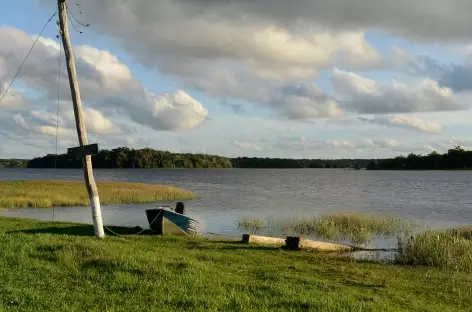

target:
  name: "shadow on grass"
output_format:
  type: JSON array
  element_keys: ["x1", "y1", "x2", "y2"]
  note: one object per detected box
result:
[
  {"x1": 210, "y1": 241, "x2": 283, "y2": 251},
  {"x1": 8, "y1": 225, "x2": 155, "y2": 236}
]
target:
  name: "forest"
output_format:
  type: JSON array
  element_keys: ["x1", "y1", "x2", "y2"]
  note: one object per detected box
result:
[
  {"x1": 26, "y1": 147, "x2": 233, "y2": 169},
  {"x1": 0, "y1": 159, "x2": 28, "y2": 168},
  {"x1": 1, "y1": 146, "x2": 471, "y2": 170},
  {"x1": 367, "y1": 146, "x2": 472, "y2": 170}
]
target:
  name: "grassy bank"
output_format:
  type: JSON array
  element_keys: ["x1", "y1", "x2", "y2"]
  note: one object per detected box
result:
[
  {"x1": 0, "y1": 180, "x2": 196, "y2": 209},
  {"x1": 0, "y1": 217, "x2": 471, "y2": 311}
]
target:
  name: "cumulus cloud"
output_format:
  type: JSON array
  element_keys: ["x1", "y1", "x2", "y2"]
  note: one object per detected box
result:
[
  {"x1": 135, "y1": 91, "x2": 208, "y2": 131},
  {"x1": 332, "y1": 69, "x2": 468, "y2": 113},
  {"x1": 410, "y1": 54, "x2": 472, "y2": 94},
  {"x1": 158, "y1": 0, "x2": 472, "y2": 42},
  {"x1": 0, "y1": 83, "x2": 28, "y2": 109},
  {"x1": 34, "y1": 1, "x2": 424, "y2": 121},
  {"x1": 1, "y1": 106, "x2": 123, "y2": 140},
  {"x1": 232, "y1": 141, "x2": 263, "y2": 152},
  {"x1": 69, "y1": 1, "x2": 388, "y2": 78},
  {"x1": 360, "y1": 115, "x2": 443, "y2": 133},
  {"x1": 274, "y1": 136, "x2": 402, "y2": 152},
  {"x1": 0, "y1": 26, "x2": 208, "y2": 132}
]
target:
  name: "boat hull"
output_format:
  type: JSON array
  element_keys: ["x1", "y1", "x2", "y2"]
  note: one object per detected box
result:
[{"x1": 145, "y1": 208, "x2": 198, "y2": 236}]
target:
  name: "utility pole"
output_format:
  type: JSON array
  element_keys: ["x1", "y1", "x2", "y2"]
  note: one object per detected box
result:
[{"x1": 58, "y1": 0, "x2": 105, "y2": 238}]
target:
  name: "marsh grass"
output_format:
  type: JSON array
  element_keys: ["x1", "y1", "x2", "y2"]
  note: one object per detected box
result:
[
  {"x1": 0, "y1": 217, "x2": 471, "y2": 311},
  {"x1": 0, "y1": 180, "x2": 196, "y2": 208},
  {"x1": 396, "y1": 228, "x2": 472, "y2": 272},
  {"x1": 237, "y1": 213, "x2": 416, "y2": 246},
  {"x1": 237, "y1": 217, "x2": 265, "y2": 234}
]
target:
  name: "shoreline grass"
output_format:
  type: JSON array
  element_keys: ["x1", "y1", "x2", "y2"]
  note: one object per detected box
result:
[
  {"x1": 238, "y1": 213, "x2": 416, "y2": 246},
  {"x1": 1, "y1": 216, "x2": 472, "y2": 311},
  {"x1": 0, "y1": 180, "x2": 197, "y2": 209},
  {"x1": 396, "y1": 227, "x2": 472, "y2": 272},
  {"x1": 238, "y1": 214, "x2": 472, "y2": 272}
]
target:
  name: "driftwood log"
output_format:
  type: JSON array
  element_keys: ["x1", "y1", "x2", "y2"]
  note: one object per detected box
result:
[{"x1": 243, "y1": 234, "x2": 353, "y2": 252}]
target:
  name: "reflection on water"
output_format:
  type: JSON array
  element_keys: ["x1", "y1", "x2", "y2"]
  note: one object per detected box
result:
[{"x1": 1, "y1": 168, "x2": 471, "y2": 246}]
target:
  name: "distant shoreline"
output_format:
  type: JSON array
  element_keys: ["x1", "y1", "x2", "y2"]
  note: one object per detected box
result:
[{"x1": 1, "y1": 145, "x2": 471, "y2": 170}]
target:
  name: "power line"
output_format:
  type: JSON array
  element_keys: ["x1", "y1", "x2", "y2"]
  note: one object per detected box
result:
[
  {"x1": 0, "y1": 11, "x2": 57, "y2": 104},
  {"x1": 67, "y1": 3, "x2": 90, "y2": 27},
  {"x1": 66, "y1": 7, "x2": 84, "y2": 34}
]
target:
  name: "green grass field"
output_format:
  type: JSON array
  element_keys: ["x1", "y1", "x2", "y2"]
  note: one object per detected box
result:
[
  {"x1": 0, "y1": 217, "x2": 471, "y2": 311},
  {"x1": 0, "y1": 180, "x2": 196, "y2": 209}
]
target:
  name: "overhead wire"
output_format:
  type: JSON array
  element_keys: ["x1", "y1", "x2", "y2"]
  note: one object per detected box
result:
[
  {"x1": 0, "y1": 11, "x2": 57, "y2": 104},
  {"x1": 67, "y1": 3, "x2": 90, "y2": 27},
  {"x1": 66, "y1": 8, "x2": 84, "y2": 34}
]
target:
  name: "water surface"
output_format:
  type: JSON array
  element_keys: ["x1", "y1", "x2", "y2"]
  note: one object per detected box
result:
[{"x1": 1, "y1": 168, "x2": 471, "y2": 246}]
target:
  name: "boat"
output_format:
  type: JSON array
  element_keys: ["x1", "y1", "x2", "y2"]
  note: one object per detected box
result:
[{"x1": 145, "y1": 202, "x2": 198, "y2": 236}]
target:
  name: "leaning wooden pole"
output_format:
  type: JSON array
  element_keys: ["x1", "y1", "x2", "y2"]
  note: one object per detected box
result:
[{"x1": 58, "y1": 0, "x2": 105, "y2": 238}]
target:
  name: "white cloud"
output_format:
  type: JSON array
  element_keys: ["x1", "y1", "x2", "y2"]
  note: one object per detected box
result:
[
  {"x1": 0, "y1": 27, "x2": 208, "y2": 133},
  {"x1": 72, "y1": 0, "x2": 472, "y2": 43},
  {"x1": 274, "y1": 136, "x2": 402, "y2": 152},
  {"x1": 0, "y1": 83, "x2": 28, "y2": 109},
  {"x1": 67, "y1": 108, "x2": 118, "y2": 135},
  {"x1": 35, "y1": 1, "x2": 422, "y2": 121},
  {"x1": 360, "y1": 115, "x2": 443, "y2": 133},
  {"x1": 332, "y1": 69, "x2": 468, "y2": 113},
  {"x1": 147, "y1": 91, "x2": 208, "y2": 131},
  {"x1": 71, "y1": 2, "x2": 387, "y2": 80},
  {"x1": 232, "y1": 141, "x2": 263, "y2": 152}
]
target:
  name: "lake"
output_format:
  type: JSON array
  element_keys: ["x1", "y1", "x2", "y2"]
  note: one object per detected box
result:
[{"x1": 1, "y1": 168, "x2": 471, "y2": 246}]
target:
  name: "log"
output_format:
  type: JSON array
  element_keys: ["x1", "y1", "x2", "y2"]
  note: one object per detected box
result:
[
  {"x1": 242, "y1": 234, "x2": 286, "y2": 246},
  {"x1": 243, "y1": 234, "x2": 353, "y2": 252},
  {"x1": 298, "y1": 237, "x2": 353, "y2": 252}
]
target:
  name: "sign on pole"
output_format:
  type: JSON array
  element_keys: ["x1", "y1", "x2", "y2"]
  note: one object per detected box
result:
[{"x1": 67, "y1": 143, "x2": 99, "y2": 157}]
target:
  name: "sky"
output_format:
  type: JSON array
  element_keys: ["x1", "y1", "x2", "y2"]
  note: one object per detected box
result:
[{"x1": 1, "y1": 0, "x2": 472, "y2": 159}]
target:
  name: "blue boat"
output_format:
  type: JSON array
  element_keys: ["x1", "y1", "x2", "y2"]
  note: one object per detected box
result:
[{"x1": 145, "y1": 202, "x2": 198, "y2": 236}]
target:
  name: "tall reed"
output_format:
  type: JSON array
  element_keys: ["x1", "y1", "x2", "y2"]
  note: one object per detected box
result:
[{"x1": 0, "y1": 180, "x2": 196, "y2": 208}]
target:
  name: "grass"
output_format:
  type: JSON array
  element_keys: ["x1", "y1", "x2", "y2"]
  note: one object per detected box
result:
[
  {"x1": 396, "y1": 227, "x2": 472, "y2": 272},
  {"x1": 237, "y1": 213, "x2": 416, "y2": 246},
  {"x1": 0, "y1": 217, "x2": 471, "y2": 311},
  {"x1": 0, "y1": 180, "x2": 196, "y2": 209},
  {"x1": 238, "y1": 214, "x2": 472, "y2": 272},
  {"x1": 237, "y1": 217, "x2": 265, "y2": 234}
]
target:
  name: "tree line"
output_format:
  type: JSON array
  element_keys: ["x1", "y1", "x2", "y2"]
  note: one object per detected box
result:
[
  {"x1": 367, "y1": 146, "x2": 472, "y2": 170},
  {"x1": 1, "y1": 146, "x2": 471, "y2": 170},
  {"x1": 25, "y1": 147, "x2": 371, "y2": 169},
  {"x1": 26, "y1": 147, "x2": 232, "y2": 169},
  {"x1": 232, "y1": 157, "x2": 371, "y2": 169},
  {"x1": 0, "y1": 159, "x2": 28, "y2": 168}
]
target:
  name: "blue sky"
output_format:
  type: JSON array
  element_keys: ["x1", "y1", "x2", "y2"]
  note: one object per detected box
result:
[{"x1": 1, "y1": 0, "x2": 472, "y2": 159}]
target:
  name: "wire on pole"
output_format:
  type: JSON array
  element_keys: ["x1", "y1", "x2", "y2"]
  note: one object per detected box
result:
[{"x1": 0, "y1": 11, "x2": 57, "y2": 104}]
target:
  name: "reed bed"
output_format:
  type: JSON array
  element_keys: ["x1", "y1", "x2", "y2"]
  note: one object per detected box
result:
[
  {"x1": 238, "y1": 214, "x2": 472, "y2": 272},
  {"x1": 396, "y1": 228, "x2": 472, "y2": 272},
  {"x1": 237, "y1": 217, "x2": 265, "y2": 234},
  {"x1": 0, "y1": 180, "x2": 196, "y2": 208},
  {"x1": 237, "y1": 213, "x2": 415, "y2": 245}
]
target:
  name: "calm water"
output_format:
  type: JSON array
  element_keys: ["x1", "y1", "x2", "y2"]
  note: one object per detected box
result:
[{"x1": 1, "y1": 168, "x2": 471, "y2": 243}]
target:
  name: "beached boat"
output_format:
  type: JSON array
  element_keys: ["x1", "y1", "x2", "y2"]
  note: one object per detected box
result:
[{"x1": 145, "y1": 202, "x2": 198, "y2": 236}]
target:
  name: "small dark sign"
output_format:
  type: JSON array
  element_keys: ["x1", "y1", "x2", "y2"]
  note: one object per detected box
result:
[{"x1": 67, "y1": 143, "x2": 99, "y2": 157}]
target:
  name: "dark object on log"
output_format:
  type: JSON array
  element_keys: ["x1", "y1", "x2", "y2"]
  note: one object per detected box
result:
[
  {"x1": 145, "y1": 208, "x2": 198, "y2": 236},
  {"x1": 242, "y1": 234, "x2": 250, "y2": 243},
  {"x1": 175, "y1": 202, "x2": 185, "y2": 214},
  {"x1": 285, "y1": 236, "x2": 301, "y2": 250}
]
